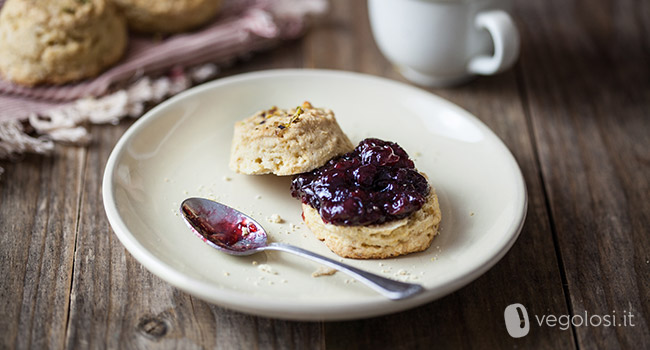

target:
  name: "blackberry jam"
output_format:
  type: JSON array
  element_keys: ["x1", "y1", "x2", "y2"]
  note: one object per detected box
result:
[{"x1": 291, "y1": 138, "x2": 430, "y2": 226}]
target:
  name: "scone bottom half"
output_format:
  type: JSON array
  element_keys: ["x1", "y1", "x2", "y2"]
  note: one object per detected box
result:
[
  {"x1": 229, "y1": 102, "x2": 354, "y2": 176},
  {"x1": 291, "y1": 138, "x2": 442, "y2": 259},
  {"x1": 302, "y1": 191, "x2": 441, "y2": 259}
]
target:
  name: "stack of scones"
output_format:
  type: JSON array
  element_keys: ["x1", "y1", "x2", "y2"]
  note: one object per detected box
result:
[{"x1": 0, "y1": 0, "x2": 222, "y2": 86}]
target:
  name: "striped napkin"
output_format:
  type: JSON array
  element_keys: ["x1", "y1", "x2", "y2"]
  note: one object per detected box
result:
[{"x1": 0, "y1": 0, "x2": 327, "y2": 161}]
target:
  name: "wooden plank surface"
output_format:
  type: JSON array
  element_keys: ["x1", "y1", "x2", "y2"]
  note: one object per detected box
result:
[
  {"x1": 312, "y1": 1, "x2": 573, "y2": 349},
  {"x1": 515, "y1": 0, "x2": 650, "y2": 347},
  {"x1": 0, "y1": 0, "x2": 648, "y2": 348},
  {"x1": 0, "y1": 146, "x2": 84, "y2": 349}
]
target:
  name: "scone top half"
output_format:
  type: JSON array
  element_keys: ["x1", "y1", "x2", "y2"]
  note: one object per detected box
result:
[
  {"x1": 0, "y1": 0, "x2": 110, "y2": 29},
  {"x1": 229, "y1": 102, "x2": 354, "y2": 176}
]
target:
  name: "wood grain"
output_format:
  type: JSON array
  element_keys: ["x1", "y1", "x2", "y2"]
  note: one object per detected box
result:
[
  {"x1": 1, "y1": 0, "x2": 648, "y2": 348},
  {"x1": 313, "y1": 2, "x2": 573, "y2": 348},
  {"x1": 0, "y1": 145, "x2": 84, "y2": 349},
  {"x1": 515, "y1": 0, "x2": 650, "y2": 348}
]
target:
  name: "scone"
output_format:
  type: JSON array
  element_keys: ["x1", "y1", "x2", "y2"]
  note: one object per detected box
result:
[
  {"x1": 0, "y1": 0, "x2": 127, "y2": 86},
  {"x1": 291, "y1": 138, "x2": 442, "y2": 259},
  {"x1": 229, "y1": 102, "x2": 354, "y2": 176},
  {"x1": 302, "y1": 190, "x2": 441, "y2": 259},
  {"x1": 113, "y1": 0, "x2": 222, "y2": 34}
]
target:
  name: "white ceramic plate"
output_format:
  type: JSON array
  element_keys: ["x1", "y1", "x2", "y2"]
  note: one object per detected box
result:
[{"x1": 103, "y1": 69, "x2": 526, "y2": 320}]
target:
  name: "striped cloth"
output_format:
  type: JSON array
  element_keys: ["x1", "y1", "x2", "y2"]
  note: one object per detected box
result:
[{"x1": 0, "y1": 0, "x2": 327, "y2": 121}]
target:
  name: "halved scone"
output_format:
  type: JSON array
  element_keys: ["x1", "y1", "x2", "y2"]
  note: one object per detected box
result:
[
  {"x1": 291, "y1": 138, "x2": 442, "y2": 259},
  {"x1": 302, "y1": 189, "x2": 441, "y2": 259},
  {"x1": 229, "y1": 102, "x2": 354, "y2": 176}
]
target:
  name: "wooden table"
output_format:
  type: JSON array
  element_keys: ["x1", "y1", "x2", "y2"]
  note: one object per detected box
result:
[{"x1": 1, "y1": 0, "x2": 648, "y2": 348}]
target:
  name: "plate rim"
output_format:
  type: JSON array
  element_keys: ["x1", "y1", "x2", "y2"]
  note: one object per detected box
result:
[{"x1": 102, "y1": 68, "x2": 528, "y2": 320}]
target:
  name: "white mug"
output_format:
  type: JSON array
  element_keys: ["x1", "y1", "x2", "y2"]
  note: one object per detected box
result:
[{"x1": 368, "y1": 0, "x2": 520, "y2": 87}]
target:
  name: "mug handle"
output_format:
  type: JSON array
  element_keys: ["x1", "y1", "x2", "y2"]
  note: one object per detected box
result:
[{"x1": 467, "y1": 10, "x2": 520, "y2": 75}]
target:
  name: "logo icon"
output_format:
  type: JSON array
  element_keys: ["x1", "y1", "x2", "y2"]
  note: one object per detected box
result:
[{"x1": 504, "y1": 303, "x2": 530, "y2": 338}]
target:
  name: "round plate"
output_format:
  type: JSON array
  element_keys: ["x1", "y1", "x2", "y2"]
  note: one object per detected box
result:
[{"x1": 103, "y1": 69, "x2": 527, "y2": 320}]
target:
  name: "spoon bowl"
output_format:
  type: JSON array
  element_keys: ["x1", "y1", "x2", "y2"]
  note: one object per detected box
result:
[
  {"x1": 181, "y1": 197, "x2": 267, "y2": 254},
  {"x1": 181, "y1": 197, "x2": 425, "y2": 300}
]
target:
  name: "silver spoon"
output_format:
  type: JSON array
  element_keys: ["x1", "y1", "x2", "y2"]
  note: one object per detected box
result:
[{"x1": 180, "y1": 197, "x2": 424, "y2": 300}]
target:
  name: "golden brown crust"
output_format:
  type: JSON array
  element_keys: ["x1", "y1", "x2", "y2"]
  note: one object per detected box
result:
[
  {"x1": 229, "y1": 102, "x2": 355, "y2": 176},
  {"x1": 113, "y1": 0, "x2": 223, "y2": 34},
  {"x1": 302, "y1": 186, "x2": 442, "y2": 259},
  {"x1": 0, "y1": 0, "x2": 127, "y2": 86}
]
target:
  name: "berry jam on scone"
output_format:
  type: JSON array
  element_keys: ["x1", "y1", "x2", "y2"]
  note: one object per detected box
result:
[{"x1": 291, "y1": 138, "x2": 441, "y2": 259}]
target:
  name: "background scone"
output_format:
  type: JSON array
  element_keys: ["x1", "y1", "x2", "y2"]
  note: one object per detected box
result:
[
  {"x1": 0, "y1": 0, "x2": 127, "y2": 86},
  {"x1": 229, "y1": 102, "x2": 354, "y2": 176},
  {"x1": 302, "y1": 190, "x2": 441, "y2": 259},
  {"x1": 113, "y1": 0, "x2": 222, "y2": 34}
]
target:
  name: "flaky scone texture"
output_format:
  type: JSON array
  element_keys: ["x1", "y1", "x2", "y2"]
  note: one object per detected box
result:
[
  {"x1": 113, "y1": 0, "x2": 222, "y2": 34},
  {"x1": 0, "y1": 0, "x2": 127, "y2": 86},
  {"x1": 303, "y1": 188, "x2": 442, "y2": 259},
  {"x1": 229, "y1": 102, "x2": 354, "y2": 176}
]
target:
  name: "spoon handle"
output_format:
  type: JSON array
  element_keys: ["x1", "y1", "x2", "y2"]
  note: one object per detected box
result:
[{"x1": 264, "y1": 243, "x2": 424, "y2": 300}]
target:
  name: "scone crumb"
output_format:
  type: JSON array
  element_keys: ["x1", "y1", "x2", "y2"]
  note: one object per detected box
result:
[
  {"x1": 252, "y1": 260, "x2": 258, "y2": 266},
  {"x1": 224, "y1": 272, "x2": 230, "y2": 276},
  {"x1": 470, "y1": 212, "x2": 475, "y2": 216},
  {"x1": 258, "y1": 264, "x2": 278, "y2": 275},
  {"x1": 255, "y1": 195, "x2": 262, "y2": 200},
  {"x1": 394, "y1": 270, "x2": 413, "y2": 282},
  {"x1": 223, "y1": 176, "x2": 232, "y2": 181},
  {"x1": 267, "y1": 214, "x2": 284, "y2": 223},
  {"x1": 312, "y1": 266, "x2": 337, "y2": 277}
]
